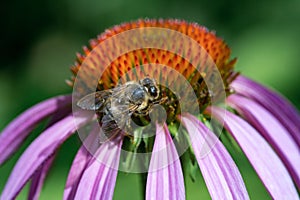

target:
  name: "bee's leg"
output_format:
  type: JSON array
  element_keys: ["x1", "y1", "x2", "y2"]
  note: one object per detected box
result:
[
  {"x1": 123, "y1": 115, "x2": 135, "y2": 139},
  {"x1": 152, "y1": 96, "x2": 168, "y2": 104},
  {"x1": 126, "y1": 116, "x2": 131, "y2": 128},
  {"x1": 160, "y1": 96, "x2": 168, "y2": 104}
]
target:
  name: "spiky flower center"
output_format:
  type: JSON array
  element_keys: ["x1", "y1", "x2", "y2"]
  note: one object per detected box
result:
[{"x1": 71, "y1": 19, "x2": 237, "y2": 118}]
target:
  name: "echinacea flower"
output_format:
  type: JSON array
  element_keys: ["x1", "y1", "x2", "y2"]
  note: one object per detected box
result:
[{"x1": 1, "y1": 19, "x2": 299, "y2": 200}]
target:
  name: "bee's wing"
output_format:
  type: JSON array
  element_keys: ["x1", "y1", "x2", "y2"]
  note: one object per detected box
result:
[
  {"x1": 77, "y1": 83, "x2": 130, "y2": 111},
  {"x1": 77, "y1": 90, "x2": 111, "y2": 111}
]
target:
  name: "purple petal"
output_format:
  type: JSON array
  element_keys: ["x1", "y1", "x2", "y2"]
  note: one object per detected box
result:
[
  {"x1": 74, "y1": 135, "x2": 123, "y2": 200},
  {"x1": 227, "y1": 94, "x2": 300, "y2": 188},
  {"x1": 209, "y1": 107, "x2": 299, "y2": 199},
  {"x1": 28, "y1": 106, "x2": 73, "y2": 200},
  {"x1": 28, "y1": 154, "x2": 55, "y2": 200},
  {"x1": 1, "y1": 114, "x2": 90, "y2": 199},
  {"x1": 181, "y1": 114, "x2": 249, "y2": 200},
  {"x1": 232, "y1": 76, "x2": 300, "y2": 146},
  {"x1": 146, "y1": 123, "x2": 185, "y2": 200},
  {"x1": 64, "y1": 124, "x2": 101, "y2": 200},
  {"x1": 0, "y1": 95, "x2": 72, "y2": 165}
]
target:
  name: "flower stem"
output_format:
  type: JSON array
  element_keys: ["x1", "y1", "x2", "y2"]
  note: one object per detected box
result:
[{"x1": 140, "y1": 172, "x2": 148, "y2": 198}]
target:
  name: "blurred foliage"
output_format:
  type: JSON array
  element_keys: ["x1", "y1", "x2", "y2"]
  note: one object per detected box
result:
[{"x1": 0, "y1": 0, "x2": 299, "y2": 199}]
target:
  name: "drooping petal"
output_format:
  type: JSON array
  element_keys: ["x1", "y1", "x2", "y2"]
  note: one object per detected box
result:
[
  {"x1": 209, "y1": 107, "x2": 299, "y2": 199},
  {"x1": 181, "y1": 114, "x2": 249, "y2": 200},
  {"x1": 232, "y1": 75, "x2": 300, "y2": 146},
  {"x1": 64, "y1": 124, "x2": 101, "y2": 200},
  {"x1": 227, "y1": 94, "x2": 300, "y2": 188},
  {"x1": 0, "y1": 114, "x2": 90, "y2": 199},
  {"x1": 0, "y1": 95, "x2": 72, "y2": 165},
  {"x1": 28, "y1": 154, "x2": 55, "y2": 200},
  {"x1": 74, "y1": 135, "x2": 123, "y2": 200},
  {"x1": 146, "y1": 123, "x2": 185, "y2": 200},
  {"x1": 28, "y1": 106, "x2": 73, "y2": 200},
  {"x1": 64, "y1": 149, "x2": 90, "y2": 200}
]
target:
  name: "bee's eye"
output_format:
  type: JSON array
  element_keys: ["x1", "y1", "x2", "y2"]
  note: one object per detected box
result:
[{"x1": 149, "y1": 86, "x2": 158, "y2": 98}]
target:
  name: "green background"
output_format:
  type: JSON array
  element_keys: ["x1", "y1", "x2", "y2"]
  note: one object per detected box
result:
[{"x1": 0, "y1": 0, "x2": 299, "y2": 199}]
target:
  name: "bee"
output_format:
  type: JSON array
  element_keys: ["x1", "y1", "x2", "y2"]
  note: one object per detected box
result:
[{"x1": 77, "y1": 77, "x2": 163, "y2": 141}]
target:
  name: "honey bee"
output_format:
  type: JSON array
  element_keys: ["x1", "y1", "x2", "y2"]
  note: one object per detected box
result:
[{"x1": 77, "y1": 77, "x2": 164, "y2": 141}]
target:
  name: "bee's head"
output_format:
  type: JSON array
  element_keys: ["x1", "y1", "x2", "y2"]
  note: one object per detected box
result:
[{"x1": 140, "y1": 78, "x2": 160, "y2": 100}]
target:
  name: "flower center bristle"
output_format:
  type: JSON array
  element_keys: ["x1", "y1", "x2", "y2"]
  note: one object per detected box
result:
[{"x1": 70, "y1": 19, "x2": 239, "y2": 120}]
